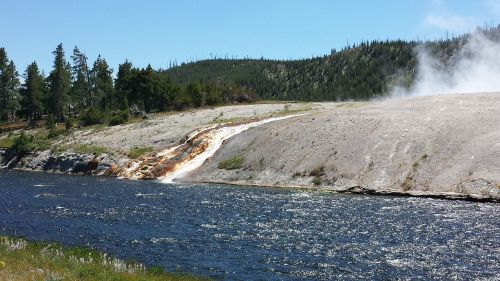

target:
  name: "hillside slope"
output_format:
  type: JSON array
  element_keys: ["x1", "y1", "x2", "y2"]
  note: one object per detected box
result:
[
  {"x1": 165, "y1": 26, "x2": 500, "y2": 102},
  {"x1": 190, "y1": 93, "x2": 500, "y2": 201}
]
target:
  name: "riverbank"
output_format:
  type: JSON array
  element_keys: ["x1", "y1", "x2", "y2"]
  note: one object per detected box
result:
[
  {"x1": 0, "y1": 102, "x2": 312, "y2": 175},
  {"x1": 1, "y1": 94, "x2": 499, "y2": 202},
  {"x1": 0, "y1": 236, "x2": 208, "y2": 281}
]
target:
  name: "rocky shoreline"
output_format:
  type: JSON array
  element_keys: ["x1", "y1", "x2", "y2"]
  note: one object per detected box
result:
[
  {"x1": 0, "y1": 148, "x2": 118, "y2": 176},
  {"x1": 198, "y1": 179, "x2": 500, "y2": 202}
]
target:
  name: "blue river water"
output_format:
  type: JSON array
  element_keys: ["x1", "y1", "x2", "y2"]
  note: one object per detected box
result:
[{"x1": 0, "y1": 170, "x2": 499, "y2": 280}]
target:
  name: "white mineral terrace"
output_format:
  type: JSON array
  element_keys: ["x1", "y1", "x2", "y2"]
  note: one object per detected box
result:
[
  {"x1": 159, "y1": 114, "x2": 305, "y2": 183},
  {"x1": 118, "y1": 114, "x2": 304, "y2": 182}
]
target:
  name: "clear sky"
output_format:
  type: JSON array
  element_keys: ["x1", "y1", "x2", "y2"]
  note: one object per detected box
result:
[{"x1": 1, "y1": 0, "x2": 498, "y2": 74}]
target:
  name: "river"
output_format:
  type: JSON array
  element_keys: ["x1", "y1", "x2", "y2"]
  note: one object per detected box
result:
[{"x1": 0, "y1": 170, "x2": 498, "y2": 280}]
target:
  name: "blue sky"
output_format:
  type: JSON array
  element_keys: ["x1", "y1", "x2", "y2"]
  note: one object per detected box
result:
[{"x1": 1, "y1": 0, "x2": 498, "y2": 74}]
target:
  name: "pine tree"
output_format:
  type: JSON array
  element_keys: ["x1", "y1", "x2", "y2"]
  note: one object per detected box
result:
[
  {"x1": 114, "y1": 60, "x2": 133, "y2": 110},
  {"x1": 70, "y1": 46, "x2": 91, "y2": 109},
  {"x1": 91, "y1": 55, "x2": 113, "y2": 111},
  {"x1": 4, "y1": 60, "x2": 20, "y2": 121},
  {"x1": 186, "y1": 82, "x2": 204, "y2": 107},
  {"x1": 0, "y1": 49, "x2": 20, "y2": 121},
  {"x1": 21, "y1": 62, "x2": 45, "y2": 126},
  {"x1": 47, "y1": 43, "x2": 71, "y2": 121},
  {"x1": 154, "y1": 74, "x2": 173, "y2": 111},
  {"x1": 0, "y1": 48, "x2": 8, "y2": 120},
  {"x1": 141, "y1": 65, "x2": 155, "y2": 113}
]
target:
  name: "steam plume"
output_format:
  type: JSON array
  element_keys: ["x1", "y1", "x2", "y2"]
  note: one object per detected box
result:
[{"x1": 393, "y1": 29, "x2": 500, "y2": 96}]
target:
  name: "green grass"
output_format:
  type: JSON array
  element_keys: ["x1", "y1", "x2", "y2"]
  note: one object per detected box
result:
[
  {"x1": 73, "y1": 144, "x2": 110, "y2": 155},
  {"x1": 0, "y1": 137, "x2": 14, "y2": 149},
  {"x1": 217, "y1": 155, "x2": 245, "y2": 170},
  {"x1": 209, "y1": 116, "x2": 247, "y2": 125},
  {"x1": 272, "y1": 104, "x2": 313, "y2": 116},
  {"x1": 128, "y1": 146, "x2": 154, "y2": 159},
  {"x1": 335, "y1": 102, "x2": 367, "y2": 109},
  {"x1": 0, "y1": 236, "x2": 209, "y2": 281}
]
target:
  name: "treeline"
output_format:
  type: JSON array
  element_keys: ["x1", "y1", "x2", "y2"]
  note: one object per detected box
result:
[
  {"x1": 166, "y1": 40, "x2": 416, "y2": 101},
  {"x1": 0, "y1": 44, "x2": 256, "y2": 126},
  {"x1": 2, "y1": 25, "x2": 500, "y2": 126}
]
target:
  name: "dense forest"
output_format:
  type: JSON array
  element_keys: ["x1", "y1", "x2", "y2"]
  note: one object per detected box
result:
[
  {"x1": 0, "y1": 46, "x2": 256, "y2": 128},
  {"x1": 167, "y1": 26, "x2": 500, "y2": 101},
  {"x1": 1, "y1": 26, "x2": 499, "y2": 127}
]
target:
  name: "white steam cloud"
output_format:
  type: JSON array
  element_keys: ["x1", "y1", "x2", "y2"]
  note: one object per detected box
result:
[{"x1": 393, "y1": 31, "x2": 500, "y2": 97}]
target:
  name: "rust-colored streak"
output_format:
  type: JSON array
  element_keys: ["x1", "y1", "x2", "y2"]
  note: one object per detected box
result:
[
  {"x1": 119, "y1": 126, "x2": 217, "y2": 180},
  {"x1": 118, "y1": 116, "x2": 275, "y2": 181}
]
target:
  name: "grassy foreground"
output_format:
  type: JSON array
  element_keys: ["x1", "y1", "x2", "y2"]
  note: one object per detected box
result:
[{"x1": 0, "y1": 236, "x2": 209, "y2": 281}]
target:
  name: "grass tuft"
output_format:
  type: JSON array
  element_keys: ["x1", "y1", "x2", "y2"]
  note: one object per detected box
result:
[
  {"x1": 218, "y1": 155, "x2": 244, "y2": 170},
  {"x1": 74, "y1": 144, "x2": 109, "y2": 155},
  {"x1": 128, "y1": 146, "x2": 154, "y2": 159},
  {"x1": 0, "y1": 137, "x2": 14, "y2": 149},
  {"x1": 312, "y1": 176, "x2": 322, "y2": 186}
]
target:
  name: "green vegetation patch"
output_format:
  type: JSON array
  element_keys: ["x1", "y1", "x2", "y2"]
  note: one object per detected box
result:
[
  {"x1": 0, "y1": 236, "x2": 209, "y2": 281},
  {"x1": 74, "y1": 144, "x2": 109, "y2": 155},
  {"x1": 11, "y1": 132, "x2": 37, "y2": 155},
  {"x1": 312, "y1": 176, "x2": 322, "y2": 186},
  {"x1": 0, "y1": 137, "x2": 15, "y2": 149},
  {"x1": 218, "y1": 155, "x2": 245, "y2": 170},
  {"x1": 209, "y1": 116, "x2": 247, "y2": 125},
  {"x1": 273, "y1": 104, "x2": 313, "y2": 116},
  {"x1": 108, "y1": 110, "x2": 130, "y2": 126},
  {"x1": 128, "y1": 146, "x2": 154, "y2": 159},
  {"x1": 335, "y1": 102, "x2": 367, "y2": 109},
  {"x1": 80, "y1": 109, "x2": 106, "y2": 127}
]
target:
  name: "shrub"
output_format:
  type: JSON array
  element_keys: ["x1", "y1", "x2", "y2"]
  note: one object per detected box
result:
[
  {"x1": 310, "y1": 165, "x2": 325, "y2": 177},
  {"x1": 48, "y1": 127, "x2": 64, "y2": 139},
  {"x1": 108, "y1": 110, "x2": 129, "y2": 126},
  {"x1": 80, "y1": 109, "x2": 104, "y2": 127},
  {"x1": 46, "y1": 115, "x2": 55, "y2": 129},
  {"x1": 312, "y1": 176, "x2": 322, "y2": 186},
  {"x1": 12, "y1": 131, "x2": 35, "y2": 155},
  {"x1": 218, "y1": 155, "x2": 244, "y2": 170}
]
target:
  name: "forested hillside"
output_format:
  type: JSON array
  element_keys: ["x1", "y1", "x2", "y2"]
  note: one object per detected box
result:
[
  {"x1": 166, "y1": 40, "x2": 416, "y2": 101},
  {"x1": 166, "y1": 26, "x2": 500, "y2": 101}
]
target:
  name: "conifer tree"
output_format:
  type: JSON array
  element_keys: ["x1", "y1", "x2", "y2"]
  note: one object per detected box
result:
[
  {"x1": 114, "y1": 60, "x2": 133, "y2": 110},
  {"x1": 71, "y1": 46, "x2": 91, "y2": 109},
  {"x1": 21, "y1": 62, "x2": 45, "y2": 126},
  {"x1": 4, "y1": 60, "x2": 21, "y2": 121},
  {"x1": 0, "y1": 49, "x2": 21, "y2": 121},
  {"x1": 47, "y1": 43, "x2": 71, "y2": 121},
  {"x1": 91, "y1": 55, "x2": 114, "y2": 111}
]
